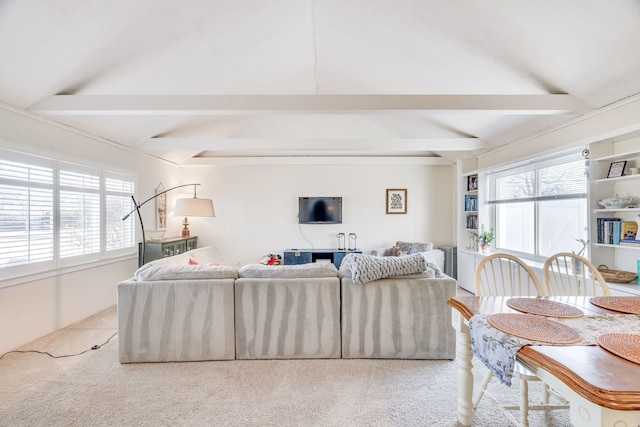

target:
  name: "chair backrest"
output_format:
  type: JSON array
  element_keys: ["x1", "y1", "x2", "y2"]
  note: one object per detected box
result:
[
  {"x1": 543, "y1": 252, "x2": 611, "y2": 296},
  {"x1": 475, "y1": 253, "x2": 545, "y2": 296}
]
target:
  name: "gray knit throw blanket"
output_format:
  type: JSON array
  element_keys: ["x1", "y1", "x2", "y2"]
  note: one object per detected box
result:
[{"x1": 340, "y1": 253, "x2": 442, "y2": 284}]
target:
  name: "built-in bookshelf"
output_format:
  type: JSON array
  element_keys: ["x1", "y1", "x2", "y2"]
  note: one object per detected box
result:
[
  {"x1": 588, "y1": 135, "x2": 640, "y2": 294},
  {"x1": 464, "y1": 174, "x2": 478, "y2": 232}
]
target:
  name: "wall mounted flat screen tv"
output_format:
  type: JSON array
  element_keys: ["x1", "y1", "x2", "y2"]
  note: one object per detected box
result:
[{"x1": 298, "y1": 197, "x2": 342, "y2": 224}]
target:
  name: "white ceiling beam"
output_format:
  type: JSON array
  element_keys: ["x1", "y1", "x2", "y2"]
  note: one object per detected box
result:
[
  {"x1": 137, "y1": 137, "x2": 486, "y2": 151},
  {"x1": 180, "y1": 156, "x2": 454, "y2": 166},
  {"x1": 31, "y1": 94, "x2": 588, "y2": 115}
]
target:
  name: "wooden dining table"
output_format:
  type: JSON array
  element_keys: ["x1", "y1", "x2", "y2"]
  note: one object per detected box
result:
[{"x1": 447, "y1": 295, "x2": 640, "y2": 427}]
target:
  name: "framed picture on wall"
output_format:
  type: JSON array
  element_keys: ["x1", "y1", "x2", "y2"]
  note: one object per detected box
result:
[
  {"x1": 155, "y1": 183, "x2": 167, "y2": 230},
  {"x1": 607, "y1": 161, "x2": 627, "y2": 178},
  {"x1": 386, "y1": 188, "x2": 407, "y2": 214}
]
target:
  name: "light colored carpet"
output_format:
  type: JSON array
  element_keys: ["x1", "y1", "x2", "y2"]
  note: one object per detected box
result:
[{"x1": 0, "y1": 306, "x2": 571, "y2": 426}]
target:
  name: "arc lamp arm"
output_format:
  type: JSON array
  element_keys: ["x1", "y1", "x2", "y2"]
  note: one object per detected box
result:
[{"x1": 121, "y1": 183, "x2": 200, "y2": 221}]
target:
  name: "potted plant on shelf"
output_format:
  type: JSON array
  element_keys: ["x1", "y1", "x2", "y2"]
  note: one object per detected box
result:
[{"x1": 470, "y1": 225, "x2": 496, "y2": 254}]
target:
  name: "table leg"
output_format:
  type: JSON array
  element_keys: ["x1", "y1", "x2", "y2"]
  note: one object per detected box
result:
[{"x1": 452, "y1": 310, "x2": 474, "y2": 426}]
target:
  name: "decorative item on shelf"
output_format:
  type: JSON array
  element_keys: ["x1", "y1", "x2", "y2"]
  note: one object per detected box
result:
[
  {"x1": 466, "y1": 174, "x2": 478, "y2": 191},
  {"x1": 173, "y1": 185, "x2": 216, "y2": 237},
  {"x1": 573, "y1": 238, "x2": 589, "y2": 257},
  {"x1": 596, "y1": 265, "x2": 638, "y2": 284},
  {"x1": 259, "y1": 254, "x2": 282, "y2": 265},
  {"x1": 597, "y1": 196, "x2": 634, "y2": 209},
  {"x1": 627, "y1": 167, "x2": 640, "y2": 175},
  {"x1": 348, "y1": 233, "x2": 357, "y2": 250},
  {"x1": 470, "y1": 225, "x2": 495, "y2": 254},
  {"x1": 607, "y1": 160, "x2": 627, "y2": 178},
  {"x1": 572, "y1": 238, "x2": 589, "y2": 271},
  {"x1": 146, "y1": 230, "x2": 166, "y2": 242},
  {"x1": 122, "y1": 183, "x2": 215, "y2": 265},
  {"x1": 337, "y1": 233, "x2": 345, "y2": 250}
]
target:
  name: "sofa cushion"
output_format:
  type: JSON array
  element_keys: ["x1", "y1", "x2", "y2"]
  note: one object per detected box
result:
[
  {"x1": 395, "y1": 241, "x2": 433, "y2": 254},
  {"x1": 144, "y1": 246, "x2": 220, "y2": 267},
  {"x1": 238, "y1": 263, "x2": 338, "y2": 278},
  {"x1": 146, "y1": 251, "x2": 192, "y2": 266},
  {"x1": 187, "y1": 246, "x2": 220, "y2": 264},
  {"x1": 134, "y1": 264, "x2": 238, "y2": 281}
]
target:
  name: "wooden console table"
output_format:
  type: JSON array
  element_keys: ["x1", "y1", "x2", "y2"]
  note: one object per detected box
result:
[{"x1": 283, "y1": 249, "x2": 361, "y2": 269}]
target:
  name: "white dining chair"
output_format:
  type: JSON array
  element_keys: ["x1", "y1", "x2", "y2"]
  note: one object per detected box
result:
[
  {"x1": 474, "y1": 253, "x2": 568, "y2": 426},
  {"x1": 543, "y1": 252, "x2": 611, "y2": 296}
]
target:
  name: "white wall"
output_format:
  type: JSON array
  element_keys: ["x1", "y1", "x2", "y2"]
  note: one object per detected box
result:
[
  {"x1": 477, "y1": 98, "x2": 640, "y2": 171},
  {"x1": 0, "y1": 105, "x2": 457, "y2": 353},
  {"x1": 0, "y1": 106, "x2": 172, "y2": 354},
  {"x1": 5, "y1": 95, "x2": 639, "y2": 353},
  {"x1": 178, "y1": 163, "x2": 456, "y2": 267}
]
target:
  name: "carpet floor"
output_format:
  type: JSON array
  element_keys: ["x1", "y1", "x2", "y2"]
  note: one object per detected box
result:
[{"x1": 0, "y1": 306, "x2": 571, "y2": 426}]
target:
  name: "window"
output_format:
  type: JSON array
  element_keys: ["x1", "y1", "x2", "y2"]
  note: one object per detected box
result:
[
  {"x1": 0, "y1": 148, "x2": 136, "y2": 277},
  {"x1": 59, "y1": 164, "x2": 101, "y2": 262},
  {"x1": 0, "y1": 154, "x2": 54, "y2": 269},
  {"x1": 105, "y1": 174, "x2": 136, "y2": 252},
  {"x1": 487, "y1": 150, "x2": 587, "y2": 260}
]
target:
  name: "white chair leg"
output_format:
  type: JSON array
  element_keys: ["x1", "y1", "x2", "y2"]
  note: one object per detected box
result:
[
  {"x1": 542, "y1": 384, "x2": 550, "y2": 405},
  {"x1": 519, "y1": 378, "x2": 530, "y2": 427},
  {"x1": 473, "y1": 370, "x2": 493, "y2": 409}
]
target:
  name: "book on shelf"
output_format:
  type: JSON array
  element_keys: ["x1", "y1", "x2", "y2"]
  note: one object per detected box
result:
[
  {"x1": 466, "y1": 213, "x2": 478, "y2": 229},
  {"x1": 621, "y1": 221, "x2": 638, "y2": 240},
  {"x1": 620, "y1": 239, "x2": 640, "y2": 246},
  {"x1": 612, "y1": 221, "x2": 622, "y2": 245},
  {"x1": 464, "y1": 194, "x2": 477, "y2": 211},
  {"x1": 596, "y1": 217, "x2": 621, "y2": 244}
]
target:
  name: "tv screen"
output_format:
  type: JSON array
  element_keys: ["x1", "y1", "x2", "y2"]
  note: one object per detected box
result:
[{"x1": 298, "y1": 197, "x2": 342, "y2": 224}]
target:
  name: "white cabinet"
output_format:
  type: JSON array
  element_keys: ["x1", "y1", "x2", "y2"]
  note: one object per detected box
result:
[
  {"x1": 457, "y1": 250, "x2": 488, "y2": 294},
  {"x1": 588, "y1": 135, "x2": 640, "y2": 295}
]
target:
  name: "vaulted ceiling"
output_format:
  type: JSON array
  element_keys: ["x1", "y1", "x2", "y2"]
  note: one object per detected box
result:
[{"x1": 1, "y1": 1, "x2": 640, "y2": 165}]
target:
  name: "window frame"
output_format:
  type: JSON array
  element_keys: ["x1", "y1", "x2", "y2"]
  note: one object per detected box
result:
[
  {"x1": 485, "y1": 149, "x2": 588, "y2": 262},
  {"x1": 0, "y1": 146, "x2": 137, "y2": 280}
]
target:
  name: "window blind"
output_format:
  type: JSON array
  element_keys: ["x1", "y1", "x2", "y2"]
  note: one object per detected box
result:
[
  {"x1": 105, "y1": 174, "x2": 136, "y2": 251},
  {"x1": 0, "y1": 157, "x2": 54, "y2": 267},
  {"x1": 488, "y1": 153, "x2": 587, "y2": 205},
  {"x1": 59, "y1": 166, "x2": 101, "y2": 259}
]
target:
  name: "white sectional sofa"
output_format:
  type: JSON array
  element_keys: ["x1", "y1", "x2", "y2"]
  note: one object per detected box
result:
[
  {"x1": 116, "y1": 245, "x2": 457, "y2": 363},
  {"x1": 340, "y1": 271, "x2": 456, "y2": 359},
  {"x1": 117, "y1": 247, "x2": 237, "y2": 363},
  {"x1": 344, "y1": 242, "x2": 455, "y2": 359},
  {"x1": 234, "y1": 263, "x2": 341, "y2": 359}
]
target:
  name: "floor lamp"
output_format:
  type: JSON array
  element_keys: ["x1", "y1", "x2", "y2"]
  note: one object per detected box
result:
[{"x1": 122, "y1": 183, "x2": 215, "y2": 265}]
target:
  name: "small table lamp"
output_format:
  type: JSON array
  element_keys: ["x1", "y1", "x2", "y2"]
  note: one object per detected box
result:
[
  {"x1": 122, "y1": 183, "x2": 215, "y2": 265},
  {"x1": 173, "y1": 191, "x2": 215, "y2": 237}
]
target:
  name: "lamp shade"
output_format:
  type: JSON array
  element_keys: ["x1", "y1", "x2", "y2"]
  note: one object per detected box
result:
[{"x1": 173, "y1": 197, "x2": 215, "y2": 217}]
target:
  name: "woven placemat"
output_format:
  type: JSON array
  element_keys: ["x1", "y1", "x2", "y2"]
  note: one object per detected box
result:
[
  {"x1": 507, "y1": 298, "x2": 584, "y2": 318},
  {"x1": 589, "y1": 297, "x2": 640, "y2": 315},
  {"x1": 598, "y1": 333, "x2": 640, "y2": 365},
  {"x1": 488, "y1": 313, "x2": 582, "y2": 344}
]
